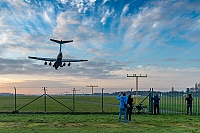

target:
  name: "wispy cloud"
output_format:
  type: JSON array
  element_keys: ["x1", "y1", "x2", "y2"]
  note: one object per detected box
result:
[
  {"x1": 123, "y1": 0, "x2": 200, "y2": 50},
  {"x1": 161, "y1": 58, "x2": 179, "y2": 62},
  {"x1": 0, "y1": 0, "x2": 200, "y2": 93},
  {"x1": 188, "y1": 59, "x2": 200, "y2": 63}
]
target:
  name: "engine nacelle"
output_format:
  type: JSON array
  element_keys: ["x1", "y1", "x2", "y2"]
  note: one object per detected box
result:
[
  {"x1": 68, "y1": 62, "x2": 71, "y2": 66},
  {"x1": 44, "y1": 62, "x2": 47, "y2": 65},
  {"x1": 63, "y1": 63, "x2": 66, "y2": 66},
  {"x1": 49, "y1": 62, "x2": 52, "y2": 66}
]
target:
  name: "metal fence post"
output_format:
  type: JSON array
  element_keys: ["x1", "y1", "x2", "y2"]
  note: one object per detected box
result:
[
  {"x1": 42, "y1": 87, "x2": 47, "y2": 113},
  {"x1": 195, "y1": 90, "x2": 198, "y2": 115},
  {"x1": 149, "y1": 88, "x2": 153, "y2": 114},
  {"x1": 73, "y1": 88, "x2": 75, "y2": 112},
  {"x1": 14, "y1": 87, "x2": 17, "y2": 113},
  {"x1": 102, "y1": 88, "x2": 104, "y2": 113}
]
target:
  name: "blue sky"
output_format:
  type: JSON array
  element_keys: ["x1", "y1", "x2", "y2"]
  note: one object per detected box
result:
[{"x1": 0, "y1": 0, "x2": 200, "y2": 94}]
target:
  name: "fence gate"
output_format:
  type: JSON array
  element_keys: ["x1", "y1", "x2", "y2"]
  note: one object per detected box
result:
[{"x1": 149, "y1": 90, "x2": 200, "y2": 115}]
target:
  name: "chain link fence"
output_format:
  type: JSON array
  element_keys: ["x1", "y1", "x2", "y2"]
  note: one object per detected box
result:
[{"x1": 0, "y1": 87, "x2": 199, "y2": 115}]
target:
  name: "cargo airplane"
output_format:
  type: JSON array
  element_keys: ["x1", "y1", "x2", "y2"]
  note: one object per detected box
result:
[{"x1": 28, "y1": 39, "x2": 88, "y2": 70}]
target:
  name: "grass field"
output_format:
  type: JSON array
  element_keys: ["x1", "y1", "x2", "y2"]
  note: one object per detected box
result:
[
  {"x1": 0, "y1": 95, "x2": 200, "y2": 132},
  {"x1": 0, "y1": 113, "x2": 199, "y2": 133},
  {"x1": 0, "y1": 95, "x2": 199, "y2": 115},
  {"x1": 0, "y1": 95, "x2": 149, "y2": 113},
  {"x1": 0, "y1": 95, "x2": 117, "y2": 112}
]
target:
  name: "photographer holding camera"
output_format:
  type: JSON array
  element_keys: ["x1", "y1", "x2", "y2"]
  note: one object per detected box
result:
[{"x1": 117, "y1": 92, "x2": 128, "y2": 123}]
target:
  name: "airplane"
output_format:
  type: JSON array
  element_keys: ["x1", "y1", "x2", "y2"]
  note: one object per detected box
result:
[{"x1": 28, "y1": 39, "x2": 88, "y2": 70}]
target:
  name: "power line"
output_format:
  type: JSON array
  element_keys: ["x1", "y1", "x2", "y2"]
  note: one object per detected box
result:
[{"x1": 81, "y1": 48, "x2": 95, "y2": 60}]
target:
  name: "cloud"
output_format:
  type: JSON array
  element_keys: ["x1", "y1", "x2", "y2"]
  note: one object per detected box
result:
[
  {"x1": 161, "y1": 58, "x2": 179, "y2": 62},
  {"x1": 52, "y1": 9, "x2": 115, "y2": 51},
  {"x1": 0, "y1": 0, "x2": 200, "y2": 93},
  {"x1": 123, "y1": 0, "x2": 200, "y2": 50},
  {"x1": 57, "y1": 0, "x2": 96, "y2": 13},
  {"x1": 102, "y1": 0, "x2": 110, "y2": 5},
  {"x1": 100, "y1": 8, "x2": 115, "y2": 25},
  {"x1": 188, "y1": 59, "x2": 200, "y2": 62},
  {"x1": 0, "y1": 55, "x2": 128, "y2": 80},
  {"x1": 0, "y1": 1, "x2": 56, "y2": 53},
  {"x1": 13, "y1": 79, "x2": 69, "y2": 88},
  {"x1": 43, "y1": 11, "x2": 52, "y2": 23}
]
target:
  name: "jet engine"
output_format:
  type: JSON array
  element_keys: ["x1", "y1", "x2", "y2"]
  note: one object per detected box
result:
[
  {"x1": 44, "y1": 62, "x2": 47, "y2": 65},
  {"x1": 68, "y1": 62, "x2": 71, "y2": 66},
  {"x1": 63, "y1": 63, "x2": 66, "y2": 66},
  {"x1": 49, "y1": 62, "x2": 52, "y2": 66}
]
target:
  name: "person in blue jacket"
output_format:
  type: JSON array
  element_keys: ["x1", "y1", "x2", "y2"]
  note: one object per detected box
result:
[{"x1": 117, "y1": 92, "x2": 128, "y2": 123}]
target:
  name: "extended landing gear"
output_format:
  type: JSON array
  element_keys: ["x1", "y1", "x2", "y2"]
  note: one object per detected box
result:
[
  {"x1": 60, "y1": 63, "x2": 66, "y2": 67},
  {"x1": 44, "y1": 62, "x2": 52, "y2": 66}
]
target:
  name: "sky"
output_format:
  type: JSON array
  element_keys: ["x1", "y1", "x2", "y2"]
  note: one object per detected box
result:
[{"x1": 0, "y1": 0, "x2": 200, "y2": 94}]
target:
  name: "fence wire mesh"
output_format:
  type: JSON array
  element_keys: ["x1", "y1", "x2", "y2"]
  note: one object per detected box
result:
[{"x1": 0, "y1": 87, "x2": 199, "y2": 115}]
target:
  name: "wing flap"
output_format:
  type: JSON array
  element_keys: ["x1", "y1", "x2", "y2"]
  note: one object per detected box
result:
[{"x1": 62, "y1": 59, "x2": 88, "y2": 62}]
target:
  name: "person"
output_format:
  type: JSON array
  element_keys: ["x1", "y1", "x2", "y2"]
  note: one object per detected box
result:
[
  {"x1": 117, "y1": 92, "x2": 128, "y2": 123},
  {"x1": 127, "y1": 95, "x2": 133, "y2": 122},
  {"x1": 152, "y1": 94, "x2": 160, "y2": 115},
  {"x1": 185, "y1": 94, "x2": 193, "y2": 115}
]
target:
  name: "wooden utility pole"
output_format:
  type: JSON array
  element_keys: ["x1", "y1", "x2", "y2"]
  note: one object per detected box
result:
[
  {"x1": 86, "y1": 85, "x2": 98, "y2": 101},
  {"x1": 127, "y1": 74, "x2": 147, "y2": 105}
]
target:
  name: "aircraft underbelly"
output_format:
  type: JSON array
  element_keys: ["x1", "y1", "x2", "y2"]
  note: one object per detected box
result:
[{"x1": 54, "y1": 58, "x2": 62, "y2": 69}]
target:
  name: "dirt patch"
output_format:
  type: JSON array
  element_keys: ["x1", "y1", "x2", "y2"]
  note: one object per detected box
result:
[{"x1": 27, "y1": 123, "x2": 47, "y2": 127}]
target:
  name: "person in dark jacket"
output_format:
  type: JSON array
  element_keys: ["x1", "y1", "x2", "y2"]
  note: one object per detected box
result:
[
  {"x1": 185, "y1": 94, "x2": 193, "y2": 115},
  {"x1": 152, "y1": 94, "x2": 160, "y2": 115},
  {"x1": 127, "y1": 95, "x2": 133, "y2": 122}
]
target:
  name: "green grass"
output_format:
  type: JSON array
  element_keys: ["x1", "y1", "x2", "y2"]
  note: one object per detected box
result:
[
  {"x1": 0, "y1": 114, "x2": 199, "y2": 133},
  {"x1": 0, "y1": 95, "x2": 149, "y2": 113},
  {"x1": 0, "y1": 95, "x2": 200, "y2": 132},
  {"x1": 0, "y1": 95, "x2": 199, "y2": 114}
]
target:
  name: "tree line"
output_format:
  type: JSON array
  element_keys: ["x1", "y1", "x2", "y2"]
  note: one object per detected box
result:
[{"x1": 189, "y1": 83, "x2": 200, "y2": 92}]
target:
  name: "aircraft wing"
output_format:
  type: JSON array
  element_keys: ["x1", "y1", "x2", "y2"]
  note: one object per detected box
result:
[
  {"x1": 28, "y1": 56, "x2": 56, "y2": 62},
  {"x1": 62, "y1": 59, "x2": 88, "y2": 62}
]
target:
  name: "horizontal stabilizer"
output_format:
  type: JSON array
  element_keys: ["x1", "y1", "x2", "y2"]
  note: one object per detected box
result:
[{"x1": 50, "y1": 39, "x2": 73, "y2": 44}]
